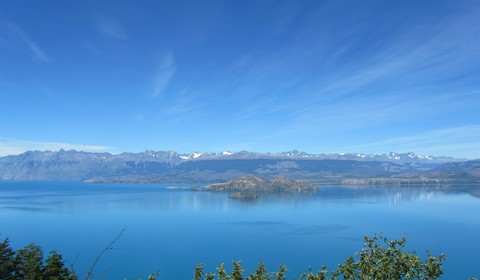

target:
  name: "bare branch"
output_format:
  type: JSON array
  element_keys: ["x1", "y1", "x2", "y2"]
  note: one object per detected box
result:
[
  {"x1": 67, "y1": 252, "x2": 80, "y2": 275},
  {"x1": 84, "y1": 227, "x2": 126, "y2": 280}
]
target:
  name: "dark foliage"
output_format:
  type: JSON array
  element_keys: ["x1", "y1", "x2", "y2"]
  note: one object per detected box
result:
[
  {"x1": 0, "y1": 238, "x2": 77, "y2": 280},
  {"x1": 0, "y1": 239, "x2": 16, "y2": 280}
]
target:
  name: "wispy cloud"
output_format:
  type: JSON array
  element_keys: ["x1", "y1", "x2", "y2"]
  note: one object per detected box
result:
[
  {"x1": 0, "y1": 138, "x2": 111, "y2": 157},
  {"x1": 340, "y1": 125, "x2": 480, "y2": 159},
  {"x1": 95, "y1": 17, "x2": 128, "y2": 40},
  {"x1": 293, "y1": 89, "x2": 477, "y2": 135},
  {"x1": 3, "y1": 21, "x2": 49, "y2": 62},
  {"x1": 162, "y1": 89, "x2": 195, "y2": 116},
  {"x1": 152, "y1": 51, "x2": 177, "y2": 97},
  {"x1": 226, "y1": 3, "x2": 480, "y2": 148}
]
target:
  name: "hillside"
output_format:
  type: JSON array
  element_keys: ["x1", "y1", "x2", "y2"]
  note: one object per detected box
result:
[
  {"x1": 200, "y1": 175, "x2": 317, "y2": 192},
  {"x1": 0, "y1": 150, "x2": 478, "y2": 184}
]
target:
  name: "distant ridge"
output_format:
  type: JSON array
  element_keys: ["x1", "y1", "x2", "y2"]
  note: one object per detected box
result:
[
  {"x1": 0, "y1": 149, "x2": 463, "y2": 163},
  {"x1": 0, "y1": 149, "x2": 477, "y2": 184}
]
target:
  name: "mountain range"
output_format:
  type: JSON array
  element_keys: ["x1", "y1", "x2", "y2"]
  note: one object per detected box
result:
[{"x1": 0, "y1": 149, "x2": 479, "y2": 184}]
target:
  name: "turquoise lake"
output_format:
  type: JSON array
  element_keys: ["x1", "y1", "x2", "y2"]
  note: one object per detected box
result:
[{"x1": 1, "y1": 181, "x2": 479, "y2": 279}]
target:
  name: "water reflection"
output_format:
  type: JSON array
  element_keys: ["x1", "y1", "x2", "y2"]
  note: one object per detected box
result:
[
  {"x1": 223, "y1": 221, "x2": 349, "y2": 235},
  {"x1": 1, "y1": 181, "x2": 479, "y2": 213}
]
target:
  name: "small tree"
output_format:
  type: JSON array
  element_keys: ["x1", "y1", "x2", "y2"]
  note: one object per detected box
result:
[
  {"x1": 14, "y1": 243, "x2": 44, "y2": 280},
  {"x1": 195, "y1": 264, "x2": 205, "y2": 280},
  {"x1": 217, "y1": 263, "x2": 229, "y2": 280},
  {"x1": 43, "y1": 250, "x2": 77, "y2": 280},
  {"x1": 334, "y1": 234, "x2": 446, "y2": 280},
  {"x1": 274, "y1": 265, "x2": 287, "y2": 280},
  {"x1": 248, "y1": 262, "x2": 269, "y2": 280},
  {"x1": 232, "y1": 261, "x2": 244, "y2": 280},
  {"x1": 0, "y1": 238, "x2": 16, "y2": 280}
]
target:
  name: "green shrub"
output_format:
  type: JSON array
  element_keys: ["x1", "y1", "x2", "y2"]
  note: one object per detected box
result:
[
  {"x1": 0, "y1": 238, "x2": 77, "y2": 280},
  {"x1": 193, "y1": 234, "x2": 446, "y2": 280}
]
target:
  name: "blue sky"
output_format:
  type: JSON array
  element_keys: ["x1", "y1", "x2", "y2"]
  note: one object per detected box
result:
[{"x1": 1, "y1": 0, "x2": 479, "y2": 158}]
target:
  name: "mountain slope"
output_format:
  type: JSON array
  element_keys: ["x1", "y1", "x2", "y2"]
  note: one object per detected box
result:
[{"x1": 0, "y1": 150, "x2": 476, "y2": 184}]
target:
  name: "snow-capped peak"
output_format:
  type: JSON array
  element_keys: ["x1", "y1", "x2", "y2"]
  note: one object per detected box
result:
[
  {"x1": 179, "y1": 152, "x2": 202, "y2": 160},
  {"x1": 192, "y1": 152, "x2": 202, "y2": 158}
]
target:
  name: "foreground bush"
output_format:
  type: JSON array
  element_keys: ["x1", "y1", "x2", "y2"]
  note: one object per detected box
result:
[
  {"x1": 3, "y1": 233, "x2": 471, "y2": 280},
  {"x1": 0, "y1": 238, "x2": 77, "y2": 280},
  {"x1": 190, "y1": 234, "x2": 446, "y2": 280}
]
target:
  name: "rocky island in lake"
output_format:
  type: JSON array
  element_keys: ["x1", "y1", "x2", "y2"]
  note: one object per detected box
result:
[{"x1": 194, "y1": 175, "x2": 317, "y2": 193}]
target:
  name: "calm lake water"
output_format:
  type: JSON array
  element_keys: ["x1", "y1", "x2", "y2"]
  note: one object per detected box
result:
[{"x1": 1, "y1": 181, "x2": 479, "y2": 279}]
